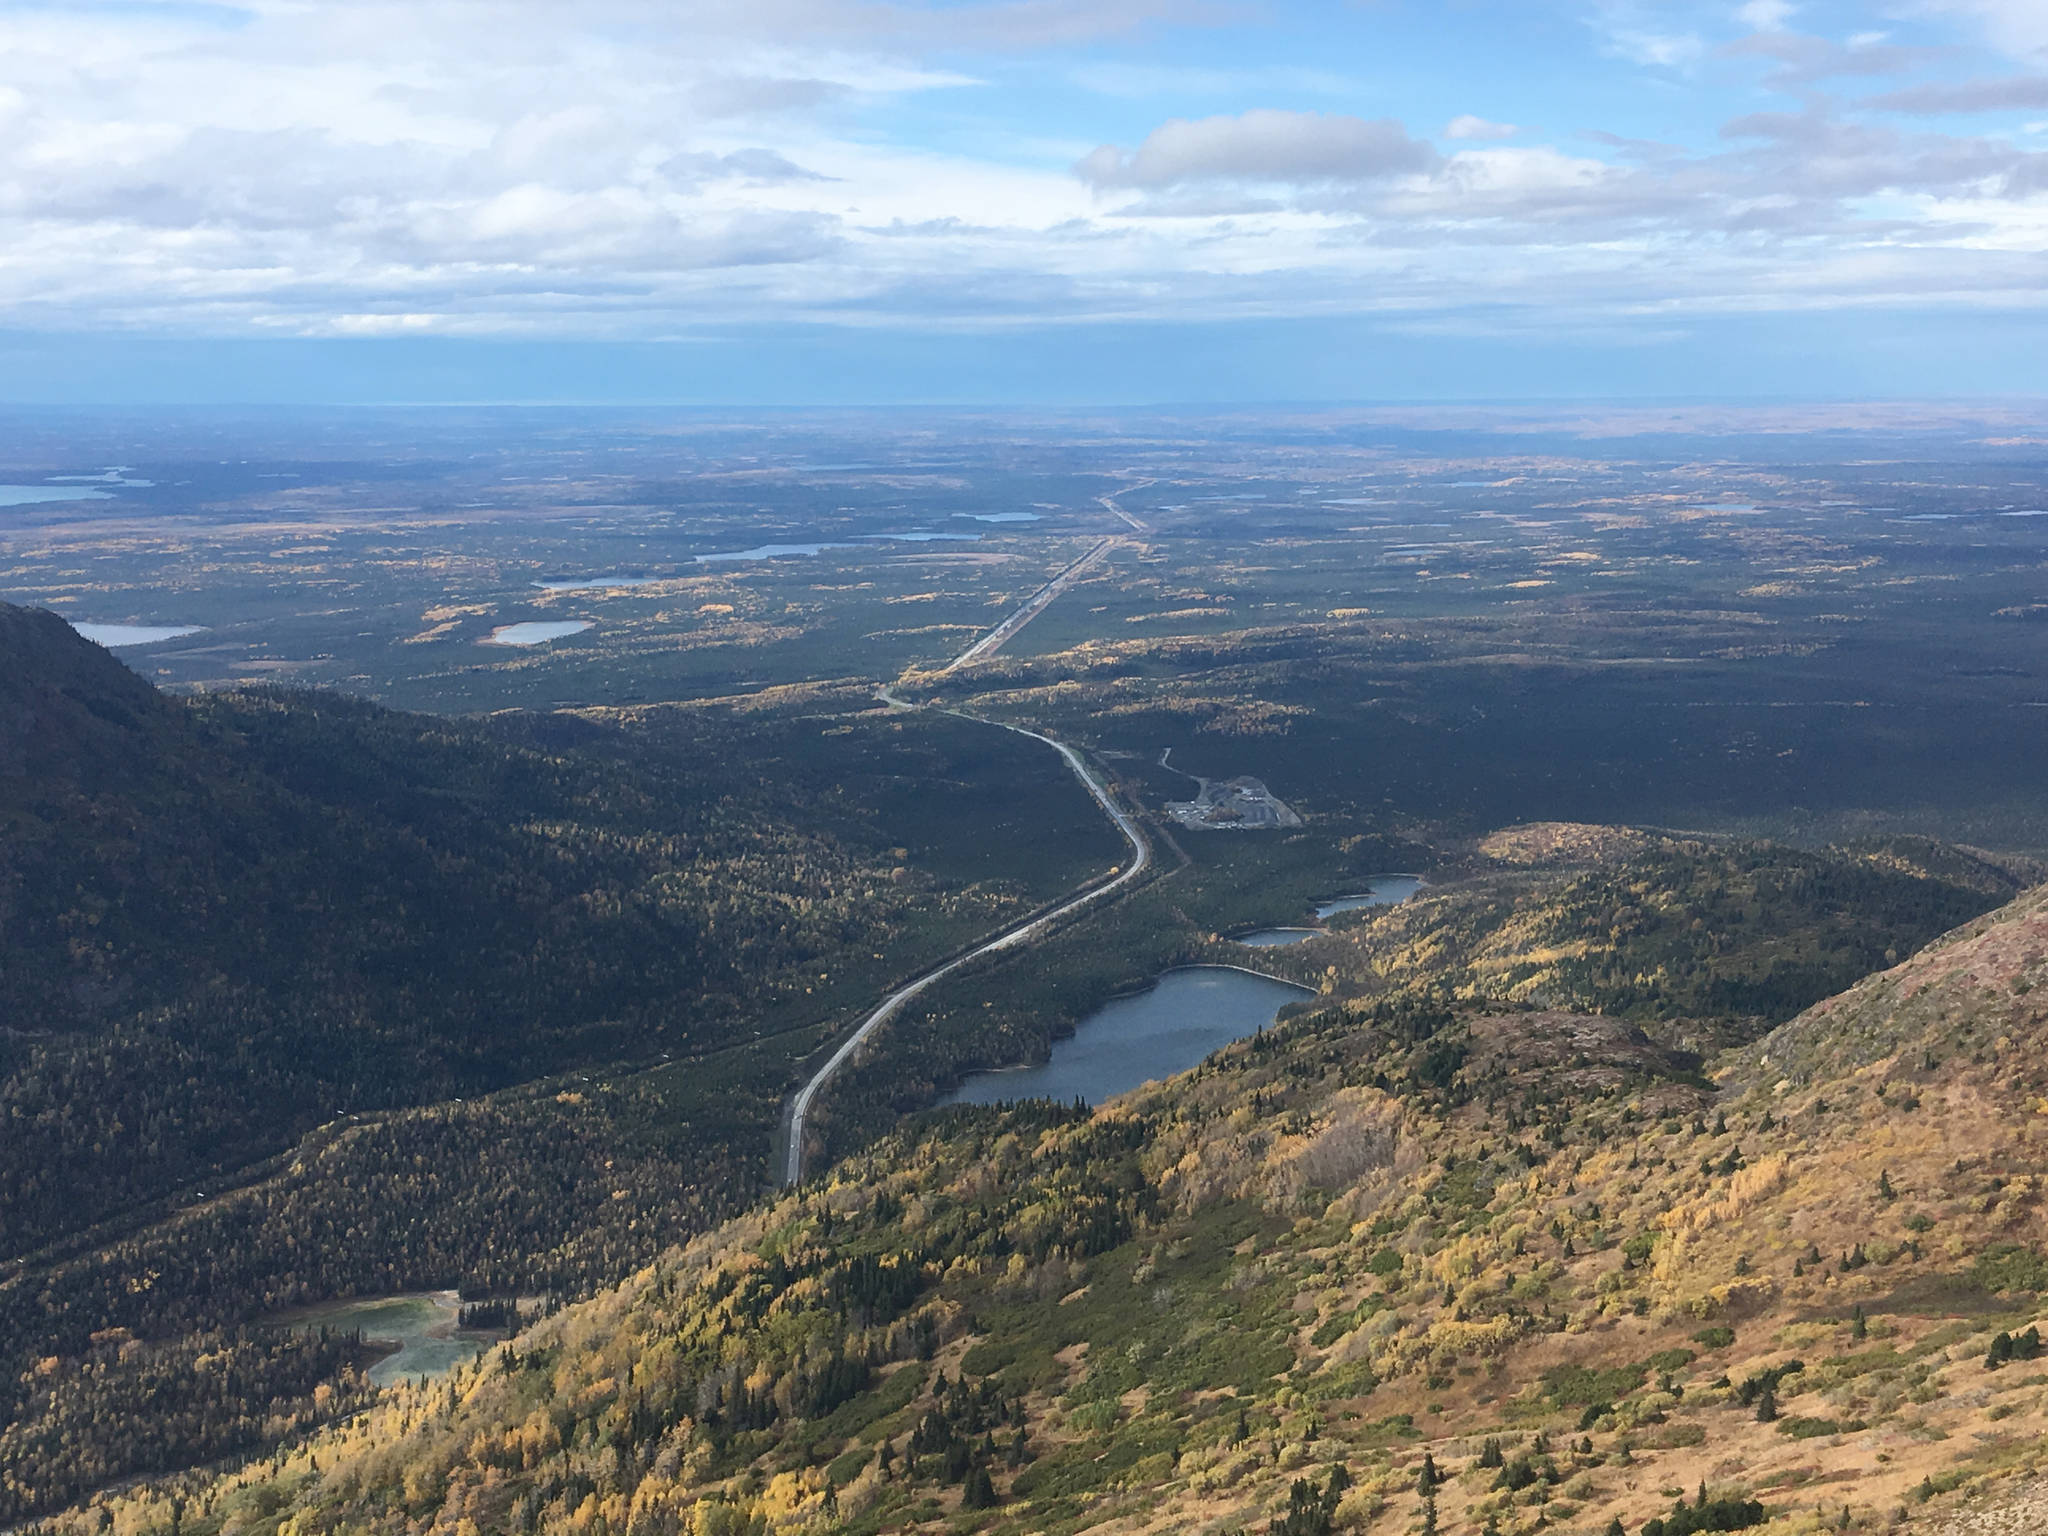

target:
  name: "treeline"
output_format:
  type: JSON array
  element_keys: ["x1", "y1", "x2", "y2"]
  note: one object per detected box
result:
[{"x1": 0, "y1": 1326, "x2": 371, "y2": 1523}]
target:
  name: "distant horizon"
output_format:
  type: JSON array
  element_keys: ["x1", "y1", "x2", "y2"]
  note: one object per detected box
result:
[
  {"x1": 6, "y1": 313, "x2": 2048, "y2": 409},
  {"x1": 7, "y1": 0, "x2": 2048, "y2": 406}
]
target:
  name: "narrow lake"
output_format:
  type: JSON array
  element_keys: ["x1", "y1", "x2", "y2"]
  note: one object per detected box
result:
[
  {"x1": 945, "y1": 966, "x2": 1312, "y2": 1108},
  {"x1": 1231, "y1": 874, "x2": 1424, "y2": 946},
  {"x1": 1315, "y1": 875, "x2": 1422, "y2": 918},
  {"x1": 483, "y1": 620, "x2": 592, "y2": 646},
  {"x1": 534, "y1": 576, "x2": 657, "y2": 591},
  {"x1": 0, "y1": 485, "x2": 114, "y2": 506},
  {"x1": 694, "y1": 542, "x2": 853, "y2": 562},
  {"x1": 279, "y1": 1292, "x2": 484, "y2": 1388},
  {"x1": 71, "y1": 622, "x2": 205, "y2": 646},
  {"x1": 1234, "y1": 927, "x2": 1322, "y2": 948}
]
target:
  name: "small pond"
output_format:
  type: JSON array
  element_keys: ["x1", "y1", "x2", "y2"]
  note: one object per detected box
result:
[{"x1": 944, "y1": 966, "x2": 1311, "y2": 1108}]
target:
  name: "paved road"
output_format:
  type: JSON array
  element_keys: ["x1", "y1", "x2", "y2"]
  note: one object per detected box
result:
[
  {"x1": 943, "y1": 536, "x2": 1117, "y2": 672},
  {"x1": 1098, "y1": 496, "x2": 1148, "y2": 533},
  {"x1": 780, "y1": 699, "x2": 1151, "y2": 1185}
]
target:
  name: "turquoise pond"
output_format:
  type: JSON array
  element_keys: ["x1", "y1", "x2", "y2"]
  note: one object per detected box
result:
[{"x1": 280, "y1": 1292, "x2": 485, "y2": 1388}]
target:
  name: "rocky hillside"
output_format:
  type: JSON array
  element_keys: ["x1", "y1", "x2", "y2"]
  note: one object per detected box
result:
[{"x1": 40, "y1": 873, "x2": 2048, "y2": 1536}]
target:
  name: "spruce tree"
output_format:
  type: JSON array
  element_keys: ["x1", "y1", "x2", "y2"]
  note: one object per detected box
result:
[{"x1": 961, "y1": 1465, "x2": 997, "y2": 1510}]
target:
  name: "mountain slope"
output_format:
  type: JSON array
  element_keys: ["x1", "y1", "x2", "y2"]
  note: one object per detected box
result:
[
  {"x1": 52, "y1": 877, "x2": 2048, "y2": 1536},
  {"x1": 1, "y1": 604, "x2": 877, "y2": 1256}
]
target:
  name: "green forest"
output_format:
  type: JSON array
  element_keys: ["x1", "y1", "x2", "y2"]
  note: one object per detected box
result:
[{"x1": 0, "y1": 602, "x2": 1115, "y2": 1519}]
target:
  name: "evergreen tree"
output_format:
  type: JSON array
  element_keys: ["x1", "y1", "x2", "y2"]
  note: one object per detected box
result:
[{"x1": 961, "y1": 1466, "x2": 997, "y2": 1511}]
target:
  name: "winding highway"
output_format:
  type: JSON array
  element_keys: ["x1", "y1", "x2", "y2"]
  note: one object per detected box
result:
[
  {"x1": 780, "y1": 501, "x2": 1165, "y2": 1184},
  {"x1": 779, "y1": 700, "x2": 1152, "y2": 1185}
]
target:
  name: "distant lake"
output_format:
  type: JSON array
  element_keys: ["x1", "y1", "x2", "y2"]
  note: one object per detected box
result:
[
  {"x1": 1234, "y1": 927, "x2": 1321, "y2": 947},
  {"x1": 0, "y1": 485, "x2": 114, "y2": 506},
  {"x1": 71, "y1": 622, "x2": 205, "y2": 646},
  {"x1": 1316, "y1": 876, "x2": 1423, "y2": 918},
  {"x1": 534, "y1": 576, "x2": 657, "y2": 592},
  {"x1": 280, "y1": 1292, "x2": 483, "y2": 1388},
  {"x1": 49, "y1": 469, "x2": 155, "y2": 487},
  {"x1": 957, "y1": 512, "x2": 1040, "y2": 523},
  {"x1": 694, "y1": 542, "x2": 854, "y2": 562},
  {"x1": 867, "y1": 531, "x2": 981, "y2": 543},
  {"x1": 945, "y1": 966, "x2": 1311, "y2": 1108},
  {"x1": 484, "y1": 620, "x2": 592, "y2": 646}
]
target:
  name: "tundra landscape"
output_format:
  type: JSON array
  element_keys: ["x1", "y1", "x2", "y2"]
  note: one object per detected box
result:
[{"x1": 3, "y1": 404, "x2": 2047, "y2": 1535}]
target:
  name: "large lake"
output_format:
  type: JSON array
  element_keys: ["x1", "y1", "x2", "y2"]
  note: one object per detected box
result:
[
  {"x1": 945, "y1": 966, "x2": 1312, "y2": 1108},
  {"x1": 280, "y1": 1291, "x2": 484, "y2": 1388}
]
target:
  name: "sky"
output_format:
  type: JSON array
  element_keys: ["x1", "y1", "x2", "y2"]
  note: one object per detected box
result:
[{"x1": 2, "y1": 0, "x2": 2046, "y2": 403}]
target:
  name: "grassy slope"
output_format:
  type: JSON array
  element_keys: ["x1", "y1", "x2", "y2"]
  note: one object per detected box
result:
[{"x1": 46, "y1": 859, "x2": 2048, "y2": 1536}]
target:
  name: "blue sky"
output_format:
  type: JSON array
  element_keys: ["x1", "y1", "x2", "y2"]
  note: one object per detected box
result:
[{"x1": 2, "y1": 0, "x2": 2045, "y2": 402}]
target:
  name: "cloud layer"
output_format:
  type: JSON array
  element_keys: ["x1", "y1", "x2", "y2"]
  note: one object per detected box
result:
[{"x1": 0, "y1": 0, "x2": 2044, "y2": 345}]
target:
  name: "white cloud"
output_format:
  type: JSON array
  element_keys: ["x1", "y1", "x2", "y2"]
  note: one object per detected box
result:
[
  {"x1": 1918, "y1": 1, "x2": 2048, "y2": 62},
  {"x1": 1076, "y1": 110, "x2": 1439, "y2": 190},
  {"x1": 1590, "y1": 2, "x2": 1707, "y2": 69},
  {"x1": 1609, "y1": 29, "x2": 1706, "y2": 67},
  {"x1": 0, "y1": 0, "x2": 2040, "y2": 343},
  {"x1": 1738, "y1": 0, "x2": 1794, "y2": 32},
  {"x1": 1445, "y1": 114, "x2": 1520, "y2": 141}
]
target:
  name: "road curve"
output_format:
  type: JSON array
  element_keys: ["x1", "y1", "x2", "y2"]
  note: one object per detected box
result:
[{"x1": 780, "y1": 702, "x2": 1151, "y2": 1185}]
